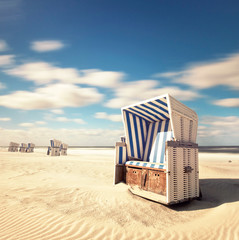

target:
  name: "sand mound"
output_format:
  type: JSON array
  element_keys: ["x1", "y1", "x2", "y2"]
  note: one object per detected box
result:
[{"x1": 0, "y1": 149, "x2": 238, "y2": 240}]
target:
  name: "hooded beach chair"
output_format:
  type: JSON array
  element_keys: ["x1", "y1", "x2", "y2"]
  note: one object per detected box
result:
[
  {"x1": 60, "y1": 143, "x2": 68, "y2": 155},
  {"x1": 49, "y1": 139, "x2": 61, "y2": 156},
  {"x1": 26, "y1": 143, "x2": 35, "y2": 152},
  {"x1": 114, "y1": 93, "x2": 199, "y2": 205},
  {"x1": 19, "y1": 143, "x2": 27, "y2": 153},
  {"x1": 8, "y1": 142, "x2": 19, "y2": 152}
]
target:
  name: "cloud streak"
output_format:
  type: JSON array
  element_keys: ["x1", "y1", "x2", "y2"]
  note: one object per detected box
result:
[
  {"x1": 198, "y1": 116, "x2": 239, "y2": 145},
  {"x1": 155, "y1": 53, "x2": 239, "y2": 90},
  {"x1": 94, "y1": 112, "x2": 122, "y2": 122},
  {"x1": 5, "y1": 61, "x2": 124, "y2": 88},
  {"x1": 0, "y1": 83, "x2": 103, "y2": 110},
  {"x1": 0, "y1": 55, "x2": 15, "y2": 66},
  {"x1": 0, "y1": 126, "x2": 124, "y2": 146},
  {"x1": 105, "y1": 80, "x2": 201, "y2": 108},
  {"x1": 0, "y1": 39, "x2": 8, "y2": 51},
  {"x1": 213, "y1": 98, "x2": 239, "y2": 108},
  {"x1": 31, "y1": 40, "x2": 65, "y2": 52}
]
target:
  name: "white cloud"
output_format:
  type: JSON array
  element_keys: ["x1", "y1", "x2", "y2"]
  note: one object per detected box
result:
[
  {"x1": 155, "y1": 53, "x2": 239, "y2": 90},
  {"x1": 35, "y1": 121, "x2": 46, "y2": 125},
  {"x1": 0, "y1": 82, "x2": 6, "y2": 89},
  {"x1": 0, "y1": 40, "x2": 8, "y2": 51},
  {"x1": 198, "y1": 116, "x2": 239, "y2": 145},
  {"x1": 0, "y1": 83, "x2": 103, "y2": 110},
  {"x1": 0, "y1": 127, "x2": 124, "y2": 146},
  {"x1": 105, "y1": 80, "x2": 201, "y2": 108},
  {"x1": 0, "y1": 55, "x2": 15, "y2": 66},
  {"x1": 31, "y1": 40, "x2": 64, "y2": 52},
  {"x1": 5, "y1": 61, "x2": 123, "y2": 87},
  {"x1": 19, "y1": 122, "x2": 34, "y2": 127},
  {"x1": 78, "y1": 69, "x2": 124, "y2": 88},
  {"x1": 51, "y1": 109, "x2": 64, "y2": 115},
  {"x1": 94, "y1": 112, "x2": 122, "y2": 122},
  {"x1": 0, "y1": 117, "x2": 11, "y2": 121},
  {"x1": 213, "y1": 98, "x2": 239, "y2": 108},
  {"x1": 56, "y1": 117, "x2": 85, "y2": 124}
]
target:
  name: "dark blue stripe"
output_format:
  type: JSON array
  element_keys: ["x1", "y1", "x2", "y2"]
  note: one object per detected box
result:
[
  {"x1": 134, "y1": 105, "x2": 161, "y2": 121},
  {"x1": 153, "y1": 121, "x2": 162, "y2": 163},
  {"x1": 127, "y1": 108, "x2": 154, "y2": 122},
  {"x1": 119, "y1": 146, "x2": 123, "y2": 164},
  {"x1": 147, "y1": 101, "x2": 169, "y2": 114},
  {"x1": 141, "y1": 103, "x2": 169, "y2": 120},
  {"x1": 125, "y1": 111, "x2": 134, "y2": 157},
  {"x1": 133, "y1": 115, "x2": 141, "y2": 159},
  {"x1": 155, "y1": 99, "x2": 167, "y2": 107},
  {"x1": 140, "y1": 104, "x2": 163, "y2": 120},
  {"x1": 160, "y1": 119, "x2": 169, "y2": 163},
  {"x1": 139, "y1": 118, "x2": 145, "y2": 152}
]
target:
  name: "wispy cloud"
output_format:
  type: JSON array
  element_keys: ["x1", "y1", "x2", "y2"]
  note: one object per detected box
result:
[
  {"x1": 94, "y1": 112, "x2": 122, "y2": 122},
  {"x1": 0, "y1": 39, "x2": 8, "y2": 51},
  {"x1": 19, "y1": 121, "x2": 46, "y2": 128},
  {"x1": 154, "y1": 53, "x2": 239, "y2": 90},
  {"x1": 198, "y1": 116, "x2": 239, "y2": 145},
  {"x1": 19, "y1": 122, "x2": 34, "y2": 127},
  {"x1": 0, "y1": 83, "x2": 103, "y2": 110},
  {"x1": 213, "y1": 98, "x2": 239, "y2": 108},
  {"x1": 0, "y1": 117, "x2": 11, "y2": 121},
  {"x1": 56, "y1": 117, "x2": 85, "y2": 124},
  {"x1": 0, "y1": 82, "x2": 6, "y2": 89},
  {"x1": 0, "y1": 126, "x2": 124, "y2": 146},
  {"x1": 0, "y1": 55, "x2": 15, "y2": 66},
  {"x1": 5, "y1": 61, "x2": 124, "y2": 87},
  {"x1": 31, "y1": 40, "x2": 65, "y2": 52},
  {"x1": 105, "y1": 80, "x2": 201, "y2": 108},
  {"x1": 50, "y1": 109, "x2": 64, "y2": 115}
]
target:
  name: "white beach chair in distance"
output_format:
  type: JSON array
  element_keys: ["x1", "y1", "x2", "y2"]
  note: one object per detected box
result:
[
  {"x1": 26, "y1": 143, "x2": 35, "y2": 153},
  {"x1": 19, "y1": 143, "x2": 27, "y2": 153},
  {"x1": 8, "y1": 142, "x2": 19, "y2": 152},
  {"x1": 60, "y1": 143, "x2": 68, "y2": 155},
  {"x1": 49, "y1": 139, "x2": 61, "y2": 156},
  {"x1": 114, "y1": 93, "x2": 199, "y2": 205}
]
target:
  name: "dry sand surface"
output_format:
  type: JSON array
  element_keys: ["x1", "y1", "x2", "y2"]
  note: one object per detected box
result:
[{"x1": 0, "y1": 147, "x2": 238, "y2": 240}]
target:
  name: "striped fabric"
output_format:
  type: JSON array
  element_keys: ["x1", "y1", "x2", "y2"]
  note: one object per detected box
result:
[
  {"x1": 125, "y1": 161, "x2": 165, "y2": 169},
  {"x1": 50, "y1": 139, "x2": 61, "y2": 148},
  {"x1": 144, "y1": 119, "x2": 173, "y2": 165},
  {"x1": 124, "y1": 97, "x2": 169, "y2": 123},
  {"x1": 115, "y1": 143, "x2": 127, "y2": 165},
  {"x1": 123, "y1": 110, "x2": 148, "y2": 159}
]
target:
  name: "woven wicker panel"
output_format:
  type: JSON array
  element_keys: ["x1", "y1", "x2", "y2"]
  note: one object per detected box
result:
[{"x1": 166, "y1": 142, "x2": 199, "y2": 204}]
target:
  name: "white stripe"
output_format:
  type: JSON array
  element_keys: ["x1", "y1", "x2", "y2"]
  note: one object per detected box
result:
[
  {"x1": 136, "y1": 116, "x2": 143, "y2": 159},
  {"x1": 129, "y1": 113, "x2": 137, "y2": 158},
  {"x1": 143, "y1": 123, "x2": 152, "y2": 161}
]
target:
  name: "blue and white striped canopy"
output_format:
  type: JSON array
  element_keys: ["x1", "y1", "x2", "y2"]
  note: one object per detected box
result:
[{"x1": 122, "y1": 96, "x2": 169, "y2": 123}]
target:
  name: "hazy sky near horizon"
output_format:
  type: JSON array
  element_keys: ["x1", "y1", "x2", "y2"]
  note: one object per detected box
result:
[{"x1": 0, "y1": 0, "x2": 239, "y2": 146}]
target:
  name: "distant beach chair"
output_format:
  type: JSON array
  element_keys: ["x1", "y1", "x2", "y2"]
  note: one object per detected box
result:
[
  {"x1": 8, "y1": 142, "x2": 19, "y2": 152},
  {"x1": 114, "y1": 93, "x2": 199, "y2": 205},
  {"x1": 49, "y1": 139, "x2": 61, "y2": 156},
  {"x1": 19, "y1": 143, "x2": 27, "y2": 153},
  {"x1": 26, "y1": 143, "x2": 35, "y2": 153},
  {"x1": 60, "y1": 143, "x2": 68, "y2": 155}
]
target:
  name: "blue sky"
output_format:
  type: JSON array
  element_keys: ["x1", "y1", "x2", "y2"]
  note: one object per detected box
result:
[{"x1": 0, "y1": 0, "x2": 239, "y2": 146}]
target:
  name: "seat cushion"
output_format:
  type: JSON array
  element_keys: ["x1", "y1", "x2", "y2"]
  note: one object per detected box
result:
[{"x1": 125, "y1": 160, "x2": 165, "y2": 169}]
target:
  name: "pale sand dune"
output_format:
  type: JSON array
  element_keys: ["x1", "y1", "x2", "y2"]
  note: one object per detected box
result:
[{"x1": 0, "y1": 148, "x2": 238, "y2": 240}]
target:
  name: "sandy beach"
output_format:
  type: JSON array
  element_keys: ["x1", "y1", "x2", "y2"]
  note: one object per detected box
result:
[{"x1": 0, "y1": 147, "x2": 238, "y2": 240}]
